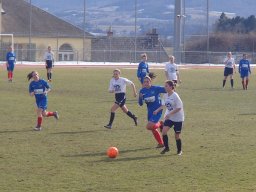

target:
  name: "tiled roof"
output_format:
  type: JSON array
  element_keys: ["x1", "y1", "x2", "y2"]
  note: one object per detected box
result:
[{"x1": 1, "y1": 0, "x2": 92, "y2": 37}]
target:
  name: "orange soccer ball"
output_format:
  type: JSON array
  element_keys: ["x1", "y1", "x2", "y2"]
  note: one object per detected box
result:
[{"x1": 107, "y1": 147, "x2": 119, "y2": 158}]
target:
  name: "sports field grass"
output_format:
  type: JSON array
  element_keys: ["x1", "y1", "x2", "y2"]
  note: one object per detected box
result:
[{"x1": 0, "y1": 66, "x2": 256, "y2": 192}]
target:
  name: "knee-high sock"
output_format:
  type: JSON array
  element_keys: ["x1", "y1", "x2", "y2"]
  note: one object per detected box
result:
[
  {"x1": 37, "y1": 117, "x2": 42, "y2": 127},
  {"x1": 176, "y1": 139, "x2": 182, "y2": 152},
  {"x1": 108, "y1": 112, "x2": 115, "y2": 125},
  {"x1": 223, "y1": 80, "x2": 226, "y2": 87},
  {"x1": 246, "y1": 79, "x2": 249, "y2": 88},
  {"x1": 47, "y1": 73, "x2": 50, "y2": 80},
  {"x1": 231, "y1": 79, "x2": 234, "y2": 88},
  {"x1": 126, "y1": 111, "x2": 135, "y2": 119},
  {"x1": 153, "y1": 122, "x2": 161, "y2": 130},
  {"x1": 152, "y1": 129, "x2": 163, "y2": 144},
  {"x1": 242, "y1": 81, "x2": 245, "y2": 89},
  {"x1": 163, "y1": 135, "x2": 169, "y2": 149},
  {"x1": 46, "y1": 112, "x2": 54, "y2": 117}
]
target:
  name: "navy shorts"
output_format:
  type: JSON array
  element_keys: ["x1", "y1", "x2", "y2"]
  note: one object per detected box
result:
[
  {"x1": 46, "y1": 60, "x2": 53, "y2": 69},
  {"x1": 36, "y1": 98, "x2": 48, "y2": 110},
  {"x1": 224, "y1": 67, "x2": 233, "y2": 76},
  {"x1": 240, "y1": 70, "x2": 249, "y2": 78},
  {"x1": 164, "y1": 119, "x2": 183, "y2": 133},
  {"x1": 115, "y1": 93, "x2": 126, "y2": 107},
  {"x1": 7, "y1": 64, "x2": 15, "y2": 71},
  {"x1": 148, "y1": 110, "x2": 162, "y2": 123}
]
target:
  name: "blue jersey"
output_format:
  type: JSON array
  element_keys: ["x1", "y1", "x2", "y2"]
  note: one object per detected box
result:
[
  {"x1": 6, "y1": 52, "x2": 16, "y2": 65},
  {"x1": 139, "y1": 86, "x2": 166, "y2": 122},
  {"x1": 239, "y1": 59, "x2": 251, "y2": 73},
  {"x1": 29, "y1": 79, "x2": 50, "y2": 109},
  {"x1": 137, "y1": 61, "x2": 149, "y2": 83}
]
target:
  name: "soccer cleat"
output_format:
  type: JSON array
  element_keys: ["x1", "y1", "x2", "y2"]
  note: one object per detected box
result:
[
  {"x1": 159, "y1": 121, "x2": 163, "y2": 132},
  {"x1": 177, "y1": 151, "x2": 183, "y2": 156},
  {"x1": 54, "y1": 111, "x2": 59, "y2": 120},
  {"x1": 104, "y1": 124, "x2": 112, "y2": 129},
  {"x1": 156, "y1": 144, "x2": 164, "y2": 148},
  {"x1": 133, "y1": 116, "x2": 138, "y2": 126},
  {"x1": 160, "y1": 148, "x2": 170, "y2": 154},
  {"x1": 34, "y1": 126, "x2": 42, "y2": 131}
]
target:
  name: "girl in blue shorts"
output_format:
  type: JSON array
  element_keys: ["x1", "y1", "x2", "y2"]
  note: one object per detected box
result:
[
  {"x1": 138, "y1": 73, "x2": 166, "y2": 148},
  {"x1": 239, "y1": 54, "x2": 251, "y2": 90},
  {"x1": 27, "y1": 71, "x2": 59, "y2": 131}
]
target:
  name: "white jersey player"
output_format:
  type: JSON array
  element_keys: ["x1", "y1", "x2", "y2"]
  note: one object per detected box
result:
[
  {"x1": 165, "y1": 56, "x2": 181, "y2": 84},
  {"x1": 104, "y1": 69, "x2": 138, "y2": 129},
  {"x1": 44, "y1": 46, "x2": 55, "y2": 82},
  {"x1": 153, "y1": 80, "x2": 184, "y2": 155},
  {"x1": 223, "y1": 52, "x2": 236, "y2": 88}
]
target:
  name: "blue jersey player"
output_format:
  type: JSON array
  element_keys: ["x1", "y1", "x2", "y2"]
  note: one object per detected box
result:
[
  {"x1": 137, "y1": 53, "x2": 149, "y2": 84},
  {"x1": 27, "y1": 71, "x2": 59, "y2": 131},
  {"x1": 239, "y1": 54, "x2": 251, "y2": 90},
  {"x1": 138, "y1": 74, "x2": 166, "y2": 148},
  {"x1": 6, "y1": 46, "x2": 16, "y2": 82}
]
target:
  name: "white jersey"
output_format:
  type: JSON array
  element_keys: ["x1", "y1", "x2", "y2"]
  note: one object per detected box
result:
[
  {"x1": 165, "y1": 62, "x2": 178, "y2": 80},
  {"x1": 44, "y1": 51, "x2": 54, "y2": 61},
  {"x1": 224, "y1": 58, "x2": 235, "y2": 68},
  {"x1": 163, "y1": 92, "x2": 184, "y2": 122},
  {"x1": 109, "y1": 77, "x2": 133, "y2": 93}
]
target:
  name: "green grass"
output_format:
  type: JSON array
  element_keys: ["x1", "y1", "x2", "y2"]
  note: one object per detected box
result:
[{"x1": 1, "y1": 66, "x2": 256, "y2": 192}]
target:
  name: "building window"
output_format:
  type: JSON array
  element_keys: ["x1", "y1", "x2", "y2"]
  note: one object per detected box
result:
[{"x1": 58, "y1": 43, "x2": 74, "y2": 61}]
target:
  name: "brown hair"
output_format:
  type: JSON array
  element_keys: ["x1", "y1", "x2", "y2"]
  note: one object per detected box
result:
[
  {"x1": 165, "y1": 80, "x2": 176, "y2": 89},
  {"x1": 27, "y1": 71, "x2": 37, "y2": 81}
]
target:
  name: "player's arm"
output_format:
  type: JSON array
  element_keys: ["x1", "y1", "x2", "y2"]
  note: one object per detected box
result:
[
  {"x1": 130, "y1": 82, "x2": 137, "y2": 97},
  {"x1": 233, "y1": 61, "x2": 236, "y2": 73},
  {"x1": 137, "y1": 63, "x2": 142, "y2": 80},
  {"x1": 138, "y1": 91, "x2": 144, "y2": 106},
  {"x1": 165, "y1": 108, "x2": 181, "y2": 120},
  {"x1": 153, "y1": 105, "x2": 164, "y2": 115}
]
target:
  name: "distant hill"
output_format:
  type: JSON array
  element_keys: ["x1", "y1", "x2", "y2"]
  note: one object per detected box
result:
[{"x1": 31, "y1": 0, "x2": 256, "y2": 37}]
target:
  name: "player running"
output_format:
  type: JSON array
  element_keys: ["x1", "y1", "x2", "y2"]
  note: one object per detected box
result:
[
  {"x1": 239, "y1": 53, "x2": 251, "y2": 90},
  {"x1": 44, "y1": 46, "x2": 55, "y2": 82},
  {"x1": 153, "y1": 80, "x2": 184, "y2": 155},
  {"x1": 6, "y1": 46, "x2": 16, "y2": 82},
  {"x1": 165, "y1": 55, "x2": 181, "y2": 84},
  {"x1": 138, "y1": 73, "x2": 166, "y2": 148},
  {"x1": 27, "y1": 71, "x2": 59, "y2": 131},
  {"x1": 104, "y1": 69, "x2": 138, "y2": 129},
  {"x1": 137, "y1": 53, "x2": 149, "y2": 84},
  {"x1": 223, "y1": 52, "x2": 236, "y2": 89}
]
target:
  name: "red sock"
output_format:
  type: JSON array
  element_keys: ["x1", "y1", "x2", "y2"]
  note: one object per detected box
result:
[
  {"x1": 153, "y1": 122, "x2": 161, "y2": 130},
  {"x1": 8, "y1": 71, "x2": 11, "y2": 79},
  {"x1": 10, "y1": 72, "x2": 13, "y2": 79},
  {"x1": 37, "y1": 117, "x2": 42, "y2": 126},
  {"x1": 152, "y1": 129, "x2": 163, "y2": 144},
  {"x1": 242, "y1": 81, "x2": 245, "y2": 89},
  {"x1": 46, "y1": 112, "x2": 54, "y2": 117}
]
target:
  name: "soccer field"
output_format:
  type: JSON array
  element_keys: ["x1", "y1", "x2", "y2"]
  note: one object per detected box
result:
[{"x1": 0, "y1": 66, "x2": 256, "y2": 192}]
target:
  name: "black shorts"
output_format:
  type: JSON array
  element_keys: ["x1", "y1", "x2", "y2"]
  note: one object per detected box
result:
[
  {"x1": 115, "y1": 93, "x2": 126, "y2": 107},
  {"x1": 46, "y1": 60, "x2": 53, "y2": 69},
  {"x1": 224, "y1": 67, "x2": 233, "y2": 76},
  {"x1": 164, "y1": 120, "x2": 183, "y2": 133}
]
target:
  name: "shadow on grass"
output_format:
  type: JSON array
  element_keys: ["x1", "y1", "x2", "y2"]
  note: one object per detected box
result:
[
  {"x1": 97, "y1": 154, "x2": 170, "y2": 162},
  {"x1": 62, "y1": 147, "x2": 153, "y2": 158},
  {"x1": 51, "y1": 129, "x2": 108, "y2": 135},
  {"x1": 0, "y1": 130, "x2": 32, "y2": 134},
  {"x1": 51, "y1": 127, "x2": 132, "y2": 135},
  {"x1": 238, "y1": 112, "x2": 256, "y2": 115}
]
